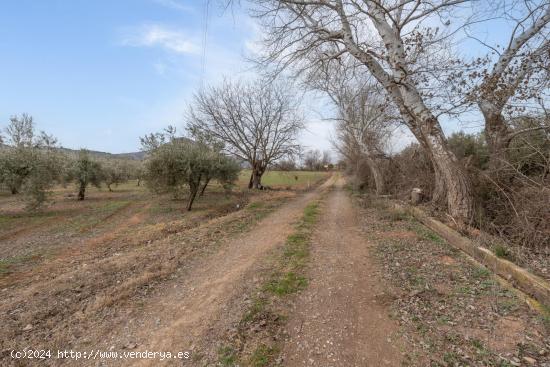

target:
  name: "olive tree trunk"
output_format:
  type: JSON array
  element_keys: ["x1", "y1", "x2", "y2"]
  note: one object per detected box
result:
[
  {"x1": 199, "y1": 177, "x2": 211, "y2": 197},
  {"x1": 187, "y1": 178, "x2": 201, "y2": 211},
  {"x1": 78, "y1": 182, "x2": 86, "y2": 200}
]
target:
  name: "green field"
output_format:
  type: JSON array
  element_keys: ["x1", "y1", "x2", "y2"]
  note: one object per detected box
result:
[{"x1": 237, "y1": 170, "x2": 328, "y2": 189}]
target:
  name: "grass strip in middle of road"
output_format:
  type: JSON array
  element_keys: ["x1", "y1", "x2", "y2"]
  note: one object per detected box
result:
[{"x1": 217, "y1": 200, "x2": 321, "y2": 367}]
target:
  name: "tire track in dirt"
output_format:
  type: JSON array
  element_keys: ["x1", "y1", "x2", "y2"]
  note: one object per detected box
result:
[
  {"x1": 0, "y1": 179, "x2": 334, "y2": 366},
  {"x1": 88, "y1": 175, "x2": 338, "y2": 366},
  {"x1": 280, "y1": 178, "x2": 403, "y2": 366}
]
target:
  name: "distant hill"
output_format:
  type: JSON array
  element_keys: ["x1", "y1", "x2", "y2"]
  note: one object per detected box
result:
[
  {"x1": 0, "y1": 143, "x2": 146, "y2": 160},
  {"x1": 57, "y1": 147, "x2": 146, "y2": 160}
]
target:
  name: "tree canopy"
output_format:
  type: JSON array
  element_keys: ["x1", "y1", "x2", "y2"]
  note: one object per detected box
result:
[
  {"x1": 186, "y1": 79, "x2": 303, "y2": 189},
  {"x1": 144, "y1": 135, "x2": 240, "y2": 211}
]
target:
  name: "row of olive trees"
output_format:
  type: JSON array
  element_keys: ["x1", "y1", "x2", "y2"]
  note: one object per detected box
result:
[
  {"x1": 0, "y1": 114, "x2": 143, "y2": 209},
  {"x1": 249, "y1": 0, "x2": 550, "y2": 224},
  {"x1": 65, "y1": 151, "x2": 140, "y2": 200},
  {"x1": 3, "y1": 79, "x2": 304, "y2": 212}
]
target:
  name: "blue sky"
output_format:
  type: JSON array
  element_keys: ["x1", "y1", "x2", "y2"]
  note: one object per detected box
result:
[
  {"x1": 1, "y1": 0, "x2": 335, "y2": 153},
  {"x1": 0, "y1": 1, "x2": 522, "y2": 155}
]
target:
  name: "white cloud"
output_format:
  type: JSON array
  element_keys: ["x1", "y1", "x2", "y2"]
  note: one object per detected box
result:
[
  {"x1": 299, "y1": 119, "x2": 336, "y2": 153},
  {"x1": 120, "y1": 24, "x2": 199, "y2": 55},
  {"x1": 152, "y1": 0, "x2": 194, "y2": 13}
]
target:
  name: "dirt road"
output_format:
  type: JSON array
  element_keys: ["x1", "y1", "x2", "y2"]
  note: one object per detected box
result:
[
  {"x1": 280, "y1": 178, "x2": 402, "y2": 366},
  {"x1": 2, "y1": 174, "x2": 404, "y2": 366},
  {"x1": 4, "y1": 174, "x2": 545, "y2": 366},
  {"x1": 115, "y1": 176, "x2": 336, "y2": 366}
]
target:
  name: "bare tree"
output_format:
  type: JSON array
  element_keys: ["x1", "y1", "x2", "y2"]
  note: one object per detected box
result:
[
  {"x1": 330, "y1": 78, "x2": 394, "y2": 195},
  {"x1": 466, "y1": 1, "x2": 550, "y2": 170},
  {"x1": 321, "y1": 150, "x2": 332, "y2": 167},
  {"x1": 251, "y1": 0, "x2": 476, "y2": 222},
  {"x1": 186, "y1": 79, "x2": 303, "y2": 189},
  {"x1": 303, "y1": 149, "x2": 322, "y2": 170},
  {"x1": 306, "y1": 58, "x2": 396, "y2": 195}
]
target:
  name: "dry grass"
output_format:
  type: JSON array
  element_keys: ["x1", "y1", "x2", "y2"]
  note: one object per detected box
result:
[
  {"x1": 0, "y1": 178, "x2": 295, "y2": 362},
  {"x1": 352, "y1": 191, "x2": 550, "y2": 366},
  {"x1": 0, "y1": 174, "x2": 314, "y2": 275}
]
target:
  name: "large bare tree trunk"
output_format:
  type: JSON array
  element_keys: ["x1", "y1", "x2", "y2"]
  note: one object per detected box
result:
[
  {"x1": 423, "y1": 121, "x2": 474, "y2": 222},
  {"x1": 404, "y1": 113, "x2": 473, "y2": 221},
  {"x1": 249, "y1": 160, "x2": 266, "y2": 189},
  {"x1": 364, "y1": 156, "x2": 384, "y2": 195},
  {"x1": 480, "y1": 106, "x2": 510, "y2": 172},
  {"x1": 365, "y1": 146, "x2": 386, "y2": 195},
  {"x1": 476, "y1": 6, "x2": 550, "y2": 171},
  {"x1": 400, "y1": 87, "x2": 474, "y2": 222},
  {"x1": 252, "y1": 170, "x2": 263, "y2": 189},
  {"x1": 414, "y1": 130, "x2": 446, "y2": 206},
  {"x1": 432, "y1": 163, "x2": 447, "y2": 206}
]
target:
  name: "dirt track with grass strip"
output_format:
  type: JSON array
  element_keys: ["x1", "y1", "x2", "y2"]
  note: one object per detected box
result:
[
  {"x1": 2, "y1": 174, "x2": 548, "y2": 366},
  {"x1": 0, "y1": 176, "x2": 335, "y2": 366}
]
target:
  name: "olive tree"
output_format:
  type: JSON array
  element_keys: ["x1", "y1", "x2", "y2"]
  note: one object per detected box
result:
[
  {"x1": 65, "y1": 150, "x2": 104, "y2": 200},
  {"x1": 144, "y1": 136, "x2": 240, "y2": 211},
  {"x1": 0, "y1": 114, "x2": 64, "y2": 209},
  {"x1": 102, "y1": 159, "x2": 131, "y2": 191},
  {"x1": 0, "y1": 148, "x2": 29, "y2": 195},
  {"x1": 0, "y1": 114, "x2": 39, "y2": 195},
  {"x1": 127, "y1": 160, "x2": 146, "y2": 186},
  {"x1": 186, "y1": 79, "x2": 303, "y2": 189}
]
